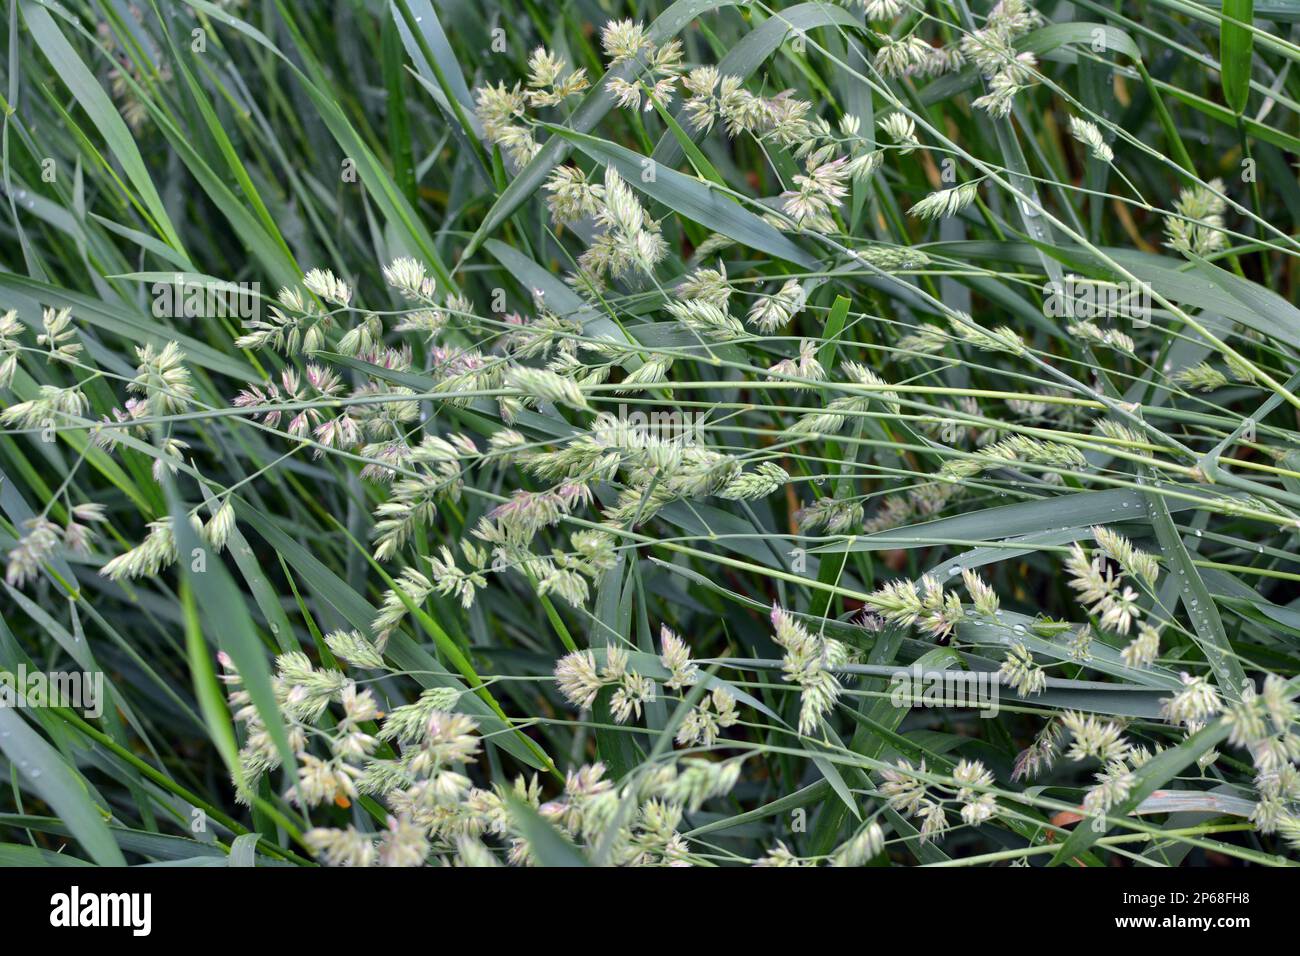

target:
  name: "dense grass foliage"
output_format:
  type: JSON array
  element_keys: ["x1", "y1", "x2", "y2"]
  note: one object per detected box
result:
[{"x1": 2, "y1": 0, "x2": 1300, "y2": 867}]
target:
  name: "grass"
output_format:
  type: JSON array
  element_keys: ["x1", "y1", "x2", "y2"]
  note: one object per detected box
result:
[{"x1": 0, "y1": 0, "x2": 1299, "y2": 867}]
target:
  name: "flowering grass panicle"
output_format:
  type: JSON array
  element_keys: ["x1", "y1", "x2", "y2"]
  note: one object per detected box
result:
[{"x1": 2, "y1": 0, "x2": 1296, "y2": 874}]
